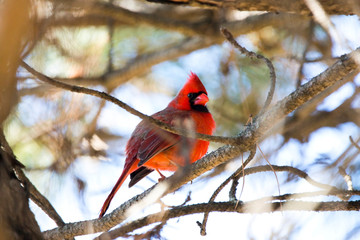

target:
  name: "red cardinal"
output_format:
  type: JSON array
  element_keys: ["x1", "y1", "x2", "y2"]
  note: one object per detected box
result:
[{"x1": 99, "y1": 72, "x2": 215, "y2": 218}]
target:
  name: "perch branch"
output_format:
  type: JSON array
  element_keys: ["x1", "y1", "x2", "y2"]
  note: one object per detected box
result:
[{"x1": 21, "y1": 61, "x2": 235, "y2": 144}]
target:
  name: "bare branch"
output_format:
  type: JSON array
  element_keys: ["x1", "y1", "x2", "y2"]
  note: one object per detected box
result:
[
  {"x1": 350, "y1": 135, "x2": 360, "y2": 152},
  {"x1": 146, "y1": 0, "x2": 356, "y2": 15},
  {"x1": 105, "y1": 197, "x2": 360, "y2": 239},
  {"x1": 242, "y1": 165, "x2": 336, "y2": 190},
  {"x1": 339, "y1": 167, "x2": 353, "y2": 191},
  {"x1": 199, "y1": 147, "x2": 256, "y2": 236},
  {"x1": 330, "y1": 135, "x2": 360, "y2": 169},
  {"x1": 220, "y1": 27, "x2": 276, "y2": 114}
]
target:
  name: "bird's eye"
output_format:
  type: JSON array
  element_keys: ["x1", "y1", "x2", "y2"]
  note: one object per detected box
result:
[{"x1": 188, "y1": 93, "x2": 195, "y2": 98}]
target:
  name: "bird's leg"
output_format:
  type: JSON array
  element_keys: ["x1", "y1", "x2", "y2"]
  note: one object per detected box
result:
[{"x1": 156, "y1": 169, "x2": 166, "y2": 182}]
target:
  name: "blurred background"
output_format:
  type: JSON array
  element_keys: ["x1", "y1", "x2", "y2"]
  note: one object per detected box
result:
[{"x1": 2, "y1": 0, "x2": 360, "y2": 239}]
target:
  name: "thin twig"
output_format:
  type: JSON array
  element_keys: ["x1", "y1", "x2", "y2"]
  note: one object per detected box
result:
[
  {"x1": 220, "y1": 27, "x2": 276, "y2": 114},
  {"x1": 21, "y1": 61, "x2": 236, "y2": 145},
  {"x1": 257, "y1": 145, "x2": 281, "y2": 198},
  {"x1": 350, "y1": 136, "x2": 360, "y2": 151},
  {"x1": 199, "y1": 147, "x2": 256, "y2": 236},
  {"x1": 243, "y1": 165, "x2": 336, "y2": 190},
  {"x1": 329, "y1": 133, "x2": 360, "y2": 169},
  {"x1": 339, "y1": 167, "x2": 353, "y2": 191},
  {"x1": 229, "y1": 147, "x2": 257, "y2": 201}
]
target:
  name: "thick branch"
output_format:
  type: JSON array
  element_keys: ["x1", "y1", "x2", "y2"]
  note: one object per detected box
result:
[
  {"x1": 106, "y1": 198, "x2": 360, "y2": 239},
  {"x1": 147, "y1": 0, "x2": 356, "y2": 15},
  {"x1": 15, "y1": 167, "x2": 66, "y2": 227}
]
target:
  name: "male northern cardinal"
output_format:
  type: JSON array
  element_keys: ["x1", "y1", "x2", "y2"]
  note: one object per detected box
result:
[{"x1": 99, "y1": 72, "x2": 215, "y2": 218}]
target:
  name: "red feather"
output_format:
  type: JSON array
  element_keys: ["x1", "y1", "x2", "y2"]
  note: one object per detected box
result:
[{"x1": 99, "y1": 73, "x2": 215, "y2": 218}]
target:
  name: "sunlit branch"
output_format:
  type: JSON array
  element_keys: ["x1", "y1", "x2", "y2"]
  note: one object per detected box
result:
[
  {"x1": 338, "y1": 167, "x2": 353, "y2": 192},
  {"x1": 199, "y1": 161, "x2": 337, "y2": 236},
  {"x1": 250, "y1": 190, "x2": 360, "y2": 206},
  {"x1": 103, "y1": 198, "x2": 360, "y2": 239},
  {"x1": 241, "y1": 165, "x2": 336, "y2": 190}
]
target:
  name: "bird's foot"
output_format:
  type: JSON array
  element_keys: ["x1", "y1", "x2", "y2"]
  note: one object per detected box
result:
[{"x1": 156, "y1": 169, "x2": 166, "y2": 182}]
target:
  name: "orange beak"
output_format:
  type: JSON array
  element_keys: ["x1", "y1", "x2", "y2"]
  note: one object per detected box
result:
[{"x1": 194, "y1": 93, "x2": 209, "y2": 106}]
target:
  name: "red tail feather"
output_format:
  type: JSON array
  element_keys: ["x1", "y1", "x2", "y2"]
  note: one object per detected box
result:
[{"x1": 99, "y1": 164, "x2": 133, "y2": 218}]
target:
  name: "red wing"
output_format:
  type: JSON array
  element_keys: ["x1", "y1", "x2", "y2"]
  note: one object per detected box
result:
[{"x1": 137, "y1": 127, "x2": 180, "y2": 166}]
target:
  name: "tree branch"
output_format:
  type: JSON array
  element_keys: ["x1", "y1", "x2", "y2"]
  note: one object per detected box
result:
[
  {"x1": 105, "y1": 197, "x2": 360, "y2": 239},
  {"x1": 56, "y1": 0, "x2": 213, "y2": 36},
  {"x1": 200, "y1": 147, "x2": 256, "y2": 236},
  {"x1": 21, "y1": 60, "x2": 235, "y2": 144},
  {"x1": 350, "y1": 135, "x2": 360, "y2": 151},
  {"x1": 147, "y1": 0, "x2": 357, "y2": 15},
  {"x1": 221, "y1": 27, "x2": 276, "y2": 114},
  {"x1": 15, "y1": 167, "x2": 66, "y2": 227}
]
